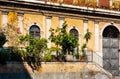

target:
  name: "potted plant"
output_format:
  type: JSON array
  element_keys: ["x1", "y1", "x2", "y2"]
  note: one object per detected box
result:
[
  {"x1": 87, "y1": 0, "x2": 97, "y2": 8},
  {"x1": 81, "y1": 43, "x2": 86, "y2": 51},
  {"x1": 50, "y1": 0, "x2": 58, "y2": 2},
  {"x1": 80, "y1": 53, "x2": 86, "y2": 61},
  {"x1": 112, "y1": 1, "x2": 120, "y2": 10},
  {"x1": 84, "y1": 29, "x2": 92, "y2": 48},
  {"x1": 80, "y1": 43, "x2": 86, "y2": 61},
  {"x1": 64, "y1": 0, "x2": 73, "y2": 4},
  {"x1": 80, "y1": 29, "x2": 92, "y2": 61},
  {"x1": 75, "y1": 52, "x2": 80, "y2": 59},
  {"x1": 78, "y1": 0, "x2": 86, "y2": 6}
]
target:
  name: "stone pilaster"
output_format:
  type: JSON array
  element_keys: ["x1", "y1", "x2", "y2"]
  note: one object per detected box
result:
[
  {"x1": 2, "y1": 11, "x2": 8, "y2": 27},
  {"x1": 18, "y1": 13, "x2": 23, "y2": 34},
  {"x1": 46, "y1": 16, "x2": 52, "y2": 48},
  {"x1": 83, "y1": 18, "x2": 88, "y2": 43},
  {"x1": 94, "y1": 20, "x2": 99, "y2": 52},
  {"x1": 109, "y1": 0, "x2": 113, "y2": 7},
  {"x1": 59, "y1": 17, "x2": 64, "y2": 28},
  {"x1": 96, "y1": 0, "x2": 99, "y2": 6}
]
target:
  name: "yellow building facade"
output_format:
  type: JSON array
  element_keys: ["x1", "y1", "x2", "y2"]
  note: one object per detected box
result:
[{"x1": 0, "y1": 0, "x2": 120, "y2": 76}]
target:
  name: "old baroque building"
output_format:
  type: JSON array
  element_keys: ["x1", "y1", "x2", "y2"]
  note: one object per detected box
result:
[{"x1": 0, "y1": 0, "x2": 120, "y2": 76}]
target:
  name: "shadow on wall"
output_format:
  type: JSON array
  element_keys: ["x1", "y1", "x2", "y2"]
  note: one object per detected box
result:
[
  {"x1": 0, "y1": 48, "x2": 32, "y2": 79},
  {"x1": 0, "y1": 62, "x2": 32, "y2": 79}
]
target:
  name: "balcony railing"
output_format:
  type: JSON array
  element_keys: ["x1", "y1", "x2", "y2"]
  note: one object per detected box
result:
[{"x1": 0, "y1": 47, "x2": 106, "y2": 63}]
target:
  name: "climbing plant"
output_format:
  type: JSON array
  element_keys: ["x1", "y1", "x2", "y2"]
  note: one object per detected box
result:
[{"x1": 2, "y1": 11, "x2": 19, "y2": 47}]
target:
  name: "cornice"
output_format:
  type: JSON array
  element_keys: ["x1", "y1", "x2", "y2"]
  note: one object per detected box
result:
[{"x1": 0, "y1": 0, "x2": 120, "y2": 22}]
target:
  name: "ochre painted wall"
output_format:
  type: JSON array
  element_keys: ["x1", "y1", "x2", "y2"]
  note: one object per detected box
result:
[
  {"x1": 8, "y1": 12, "x2": 18, "y2": 27},
  {"x1": 65, "y1": 18, "x2": 85, "y2": 49},
  {"x1": 23, "y1": 13, "x2": 45, "y2": 37},
  {"x1": 88, "y1": 20, "x2": 95, "y2": 51},
  {"x1": 99, "y1": 21, "x2": 106, "y2": 31},
  {"x1": 51, "y1": 16, "x2": 60, "y2": 47},
  {"x1": 22, "y1": 13, "x2": 120, "y2": 52},
  {"x1": 117, "y1": 23, "x2": 120, "y2": 29},
  {"x1": 0, "y1": 12, "x2": 2, "y2": 28},
  {"x1": 51, "y1": 17, "x2": 59, "y2": 29}
]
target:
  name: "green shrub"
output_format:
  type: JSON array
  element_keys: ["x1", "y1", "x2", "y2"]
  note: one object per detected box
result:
[
  {"x1": 0, "y1": 32, "x2": 7, "y2": 47},
  {"x1": 75, "y1": 53, "x2": 80, "y2": 59},
  {"x1": 18, "y1": 49, "x2": 27, "y2": 61},
  {"x1": 7, "y1": 47, "x2": 23, "y2": 61},
  {"x1": 44, "y1": 54, "x2": 52, "y2": 62}
]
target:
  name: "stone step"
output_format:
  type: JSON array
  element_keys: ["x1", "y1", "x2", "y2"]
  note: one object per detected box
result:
[{"x1": 113, "y1": 76, "x2": 120, "y2": 79}]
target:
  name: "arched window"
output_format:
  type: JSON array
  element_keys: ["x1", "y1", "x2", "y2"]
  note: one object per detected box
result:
[
  {"x1": 69, "y1": 27, "x2": 79, "y2": 39},
  {"x1": 69, "y1": 27, "x2": 79, "y2": 54},
  {"x1": 29, "y1": 25, "x2": 40, "y2": 38}
]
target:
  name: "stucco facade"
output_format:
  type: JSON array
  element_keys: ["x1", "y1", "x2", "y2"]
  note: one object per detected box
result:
[{"x1": 0, "y1": 0, "x2": 120, "y2": 76}]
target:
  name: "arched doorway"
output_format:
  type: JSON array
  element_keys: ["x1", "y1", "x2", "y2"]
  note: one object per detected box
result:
[
  {"x1": 102, "y1": 25, "x2": 119, "y2": 76},
  {"x1": 29, "y1": 25, "x2": 40, "y2": 38}
]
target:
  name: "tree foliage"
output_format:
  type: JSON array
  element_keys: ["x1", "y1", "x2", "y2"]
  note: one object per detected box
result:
[
  {"x1": 0, "y1": 32, "x2": 7, "y2": 47},
  {"x1": 3, "y1": 24, "x2": 19, "y2": 46},
  {"x1": 49, "y1": 21, "x2": 79, "y2": 55},
  {"x1": 19, "y1": 34, "x2": 48, "y2": 69},
  {"x1": 19, "y1": 34, "x2": 47, "y2": 55},
  {"x1": 61, "y1": 34, "x2": 78, "y2": 53}
]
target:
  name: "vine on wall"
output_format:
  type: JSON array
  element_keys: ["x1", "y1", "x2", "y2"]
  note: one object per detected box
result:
[{"x1": 3, "y1": 11, "x2": 19, "y2": 47}]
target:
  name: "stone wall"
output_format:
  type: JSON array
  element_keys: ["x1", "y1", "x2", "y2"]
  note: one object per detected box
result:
[
  {"x1": 0, "y1": 62, "x2": 32, "y2": 79},
  {"x1": 0, "y1": 62, "x2": 113, "y2": 79}
]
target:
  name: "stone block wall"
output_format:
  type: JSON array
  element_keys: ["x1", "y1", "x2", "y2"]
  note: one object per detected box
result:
[{"x1": 0, "y1": 62, "x2": 113, "y2": 79}]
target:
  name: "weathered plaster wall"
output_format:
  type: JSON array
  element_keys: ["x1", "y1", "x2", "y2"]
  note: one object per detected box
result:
[
  {"x1": 0, "y1": 62, "x2": 113, "y2": 79},
  {"x1": 0, "y1": 12, "x2": 2, "y2": 27},
  {"x1": 23, "y1": 13, "x2": 45, "y2": 37},
  {"x1": 65, "y1": 18, "x2": 84, "y2": 48},
  {"x1": 88, "y1": 20, "x2": 95, "y2": 50}
]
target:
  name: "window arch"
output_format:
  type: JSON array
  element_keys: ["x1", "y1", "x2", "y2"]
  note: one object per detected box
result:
[
  {"x1": 69, "y1": 27, "x2": 79, "y2": 54},
  {"x1": 29, "y1": 25, "x2": 40, "y2": 38},
  {"x1": 69, "y1": 27, "x2": 79, "y2": 39}
]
